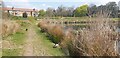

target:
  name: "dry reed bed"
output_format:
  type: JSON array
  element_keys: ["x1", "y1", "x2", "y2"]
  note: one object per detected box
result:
[
  {"x1": 2, "y1": 20, "x2": 20, "y2": 38},
  {"x1": 63, "y1": 17, "x2": 119, "y2": 56},
  {"x1": 38, "y1": 17, "x2": 119, "y2": 56},
  {"x1": 38, "y1": 19, "x2": 64, "y2": 44}
]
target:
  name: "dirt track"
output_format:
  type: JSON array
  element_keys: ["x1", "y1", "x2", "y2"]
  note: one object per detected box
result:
[
  {"x1": 23, "y1": 25, "x2": 35, "y2": 56},
  {"x1": 23, "y1": 23, "x2": 50, "y2": 56}
]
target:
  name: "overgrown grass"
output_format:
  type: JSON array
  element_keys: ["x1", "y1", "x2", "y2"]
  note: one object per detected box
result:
[
  {"x1": 4, "y1": 20, "x2": 28, "y2": 46},
  {"x1": 62, "y1": 16, "x2": 118, "y2": 56},
  {"x1": 11, "y1": 21, "x2": 30, "y2": 46},
  {"x1": 2, "y1": 49, "x2": 22, "y2": 56},
  {"x1": 35, "y1": 26, "x2": 65, "y2": 56},
  {"x1": 20, "y1": 21, "x2": 30, "y2": 29},
  {"x1": 112, "y1": 18, "x2": 120, "y2": 21},
  {"x1": 28, "y1": 17, "x2": 36, "y2": 23},
  {"x1": 11, "y1": 16, "x2": 24, "y2": 20},
  {"x1": 11, "y1": 16, "x2": 36, "y2": 24},
  {"x1": 0, "y1": 50, "x2": 2, "y2": 57},
  {"x1": 2, "y1": 20, "x2": 29, "y2": 56},
  {"x1": 38, "y1": 15, "x2": 119, "y2": 56},
  {"x1": 2, "y1": 20, "x2": 20, "y2": 38}
]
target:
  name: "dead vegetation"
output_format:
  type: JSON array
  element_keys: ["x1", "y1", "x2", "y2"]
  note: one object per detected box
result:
[
  {"x1": 62, "y1": 15, "x2": 119, "y2": 56},
  {"x1": 38, "y1": 19, "x2": 64, "y2": 44},
  {"x1": 2, "y1": 20, "x2": 20, "y2": 38},
  {"x1": 1, "y1": 11, "x2": 21, "y2": 38},
  {"x1": 38, "y1": 13, "x2": 119, "y2": 56}
]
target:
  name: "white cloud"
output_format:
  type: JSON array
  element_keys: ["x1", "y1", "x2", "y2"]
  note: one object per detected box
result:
[
  {"x1": 42, "y1": 4, "x2": 46, "y2": 6},
  {"x1": 42, "y1": 4, "x2": 52, "y2": 7}
]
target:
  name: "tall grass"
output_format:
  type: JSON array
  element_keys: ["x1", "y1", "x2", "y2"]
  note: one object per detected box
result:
[
  {"x1": 38, "y1": 19, "x2": 64, "y2": 44},
  {"x1": 62, "y1": 14, "x2": 119, "y2": 56},
  {"x1": 2, "y1": 20, "x2": 20, "y2": 38},
  {"x1": 38, "y1": 13, "x2": 119, "y2": 56}
]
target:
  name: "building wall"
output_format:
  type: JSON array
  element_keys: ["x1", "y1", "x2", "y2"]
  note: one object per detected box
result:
[
  {"x1": 119, "y1": 1, "x2": 120, "y2": 10},
  {"x1": 7, "y1": 10, "x2": 36, "y2": 17}
]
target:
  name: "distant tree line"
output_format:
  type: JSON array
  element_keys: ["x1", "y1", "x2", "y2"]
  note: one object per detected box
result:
[{"x1": 38, "y1": 1, "x2": 120, "y2": 18}]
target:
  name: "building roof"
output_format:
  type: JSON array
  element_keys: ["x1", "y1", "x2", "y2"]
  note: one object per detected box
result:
[{"x1": 2, "y1": 7, "x2": 38, "y2": 12}]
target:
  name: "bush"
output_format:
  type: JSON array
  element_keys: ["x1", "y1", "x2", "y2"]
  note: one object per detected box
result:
[
  {"x1": 38, "y1": 15, "x2": 119, "y2": 56},
  {"x1": 11, "y1": 16, "x2": 24, "y2": 20},
  {"x1": 38, "y1": 19, "x2": 64, "y2": 44},
  {"x1": 2, "y1": 20, "x2": 20, "y2": 38},
  {"x1": 62, "y1": 16, "x2": 118, "y2": 56},
  {"x1": 49, "y1": 25, "x2": 64, "y2": 44}
]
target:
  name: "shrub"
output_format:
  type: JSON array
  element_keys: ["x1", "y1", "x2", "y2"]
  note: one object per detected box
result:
[
  {"x1": 38, "y1": 19, "x2": 64, "y2": 44},
  {"x1": 2, "y1": 20, "x2": 20, "y2": 38},
  {"x1": 62, "y1": 15, "x2": 118, "y2": 56},
  {"x1": 38, "y1": 19, "x2": 49, "y2": 32},
  {"x1": 38, "y1": 15, "x2": 119, "y2": 56},
  {"x1": 49, "y1": 25, "x2": 64, "y2": 44},
  {"x1": 11, "y1": 16, "x2": 24, "y2": 20}
]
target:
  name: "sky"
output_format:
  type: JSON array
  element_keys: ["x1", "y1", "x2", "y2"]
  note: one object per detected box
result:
[{"x1": 3, "y1": 0, "x2": 120, "y2": 10}]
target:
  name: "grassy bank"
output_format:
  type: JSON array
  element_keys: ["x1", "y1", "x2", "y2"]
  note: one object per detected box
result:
[
  {"x1": 34, "y1": 25, "x2": 65, "y2": 56},
  {"x1": 2, "y1": 49, "x2": 22, "y2": 56},
  {"x1": 2, "y1": 30, "x2": 25, "y2": 56},
  {"x1": 2, "y1": 20, "x2": 29, "y2": 56}
]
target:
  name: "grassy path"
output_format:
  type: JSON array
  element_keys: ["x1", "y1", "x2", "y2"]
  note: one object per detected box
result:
[
  {"x1": 33, "y1": 24, "x2": 65, "y2": 56},
  {"x1": 2, "y1": 20, "x2": 65, "y2": 56},
  {"x1": 23, "y1": 21, "x2": 65, "y2": 56},
  {"x1": 23, "y1": 25, "x2": 35, "y2": 56}
]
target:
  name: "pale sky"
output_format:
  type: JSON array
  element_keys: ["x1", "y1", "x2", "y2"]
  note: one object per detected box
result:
[{"x1": 3, "y1": 0, "x2": 120, "y2": 10}]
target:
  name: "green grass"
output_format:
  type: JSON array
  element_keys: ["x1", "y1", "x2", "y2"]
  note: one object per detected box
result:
[
  {"x1": 2, "y1": 20, "x2": 29, "y2": 57},
  {"x1": 10, "y1": 20, "x2": 29, "y2": 46},
  {"x1": 0, "y1": 50, "x2": 2, "y2": 57},
  {"x1": 11, "y1": 16, "x2": 24, "y2": 20},
  {"x1": 112, "y1": 18, "x2": 120, "y2": 21},
  {"x1": 10, "y1": 32, "x2": 25, "y2": 46},
  {"x1": 2, "y1": 49, "x2": 21, "y2": 56},
  {"x1": 28, "y1": 17, "x2": 36, "y2": 24},
  {"x1": 20, "y1": 21, "x2": 30, "y2": 29},
  {"x1": 35, "y1": 26, "x2": 65, "y2": 56}
]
